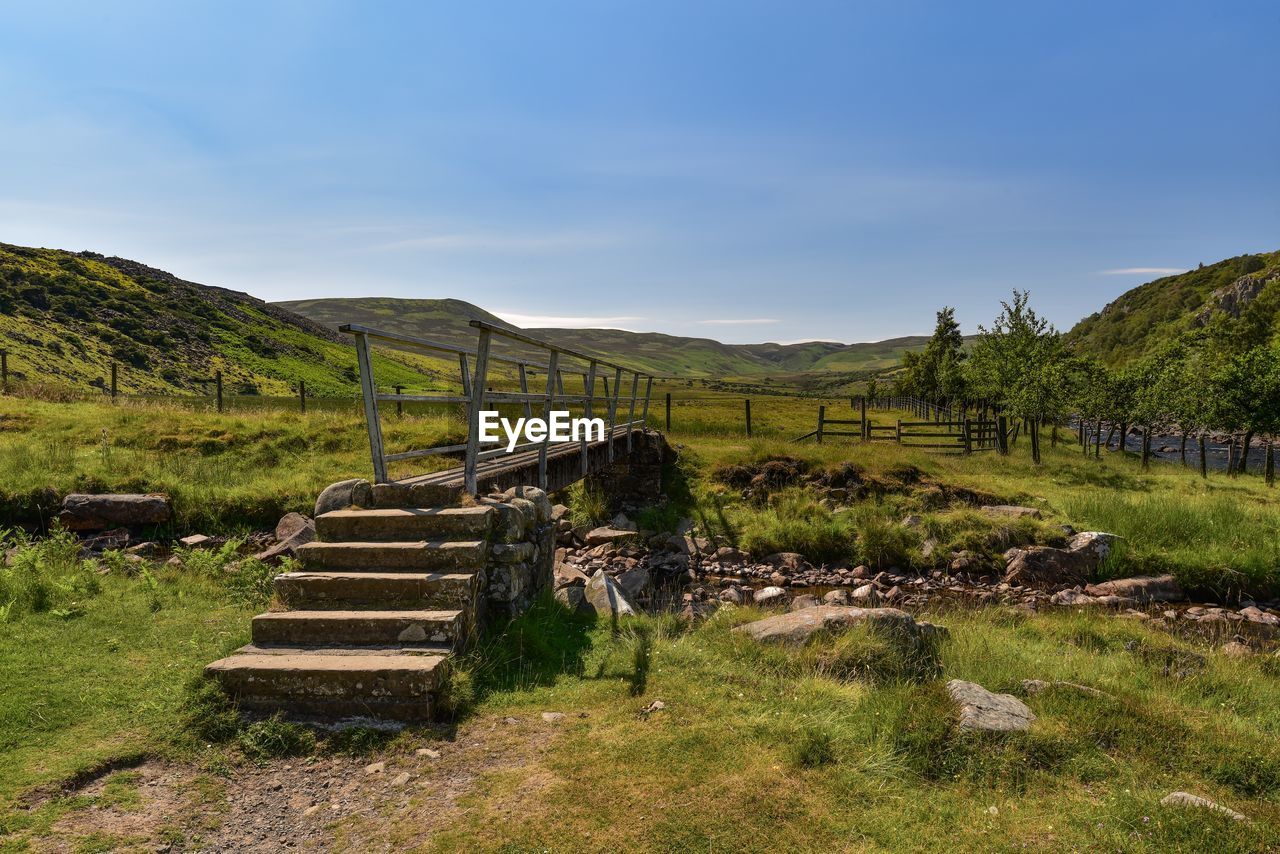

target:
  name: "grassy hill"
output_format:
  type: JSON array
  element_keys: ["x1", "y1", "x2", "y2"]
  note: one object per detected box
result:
[
  {"x1": 1067, "y1": 251, "x2": 1280, "y2": 364},
  {"x1": 276, "y1": 296, "x2": 937, "y2": 380},
  {"x1": 0, "y1": 244, "x2": 451, "y2": 397}
]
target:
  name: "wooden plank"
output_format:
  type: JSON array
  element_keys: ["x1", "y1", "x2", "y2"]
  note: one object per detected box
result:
[
  {"x1": 463, "y1": 328, "x2": 492, "y2": 495},
  {"x1": 538, "y1": 351, "x2": 559, "y2": 490}
]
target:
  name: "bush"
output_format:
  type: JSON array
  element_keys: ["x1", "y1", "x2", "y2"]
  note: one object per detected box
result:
[
  {"x1": 237, "y1": 714, "x2": 316, "y2": 759},
  {"x1": 853, "y1": 516, "x2": 914, "y2": 569},
  {"x1": 736, "y1": 490, "x2": 854, "y2": 563},
  {"x1": 807, "y1": 620, "x2": 942, "y2": 684},
  {"x1": 787, "y1": 725, "x2": 836, "y2": 769}
]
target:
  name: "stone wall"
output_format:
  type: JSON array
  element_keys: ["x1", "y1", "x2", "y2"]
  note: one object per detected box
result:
[
  {"x1": 476, "y1": 486, "x2": 557, "y2": 621},
  {"x1": 583, "y1": 429, "x2": 670, "y2": 514}
]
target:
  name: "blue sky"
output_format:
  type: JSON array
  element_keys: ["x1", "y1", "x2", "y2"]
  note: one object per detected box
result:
[{"x1": 2, "y1": 1, "x2": 1277, "y2": 344}]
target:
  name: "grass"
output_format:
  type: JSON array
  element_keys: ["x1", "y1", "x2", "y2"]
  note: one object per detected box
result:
[{"x1": 366, "y1": 599, "x2": 1280, "y2": 852}]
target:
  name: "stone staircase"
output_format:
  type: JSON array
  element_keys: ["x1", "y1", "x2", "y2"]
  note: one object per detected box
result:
[{"x1": 205, "y1": 505, "x2": 495, "y2": 722}]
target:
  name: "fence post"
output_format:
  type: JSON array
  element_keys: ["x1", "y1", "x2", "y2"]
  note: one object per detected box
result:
[
  {"x1": 0, "y1": 348, "x2": 7, "y2": 393},
  {"x1": 215, "y1": 370, "x2": 223, "y2": 412},
  {"x1": 641, "y1": 376, "x2": 653, "y2": 427},
  {"x1": 626, "y1": 372, "x2": 640, "y2": 453},
  {"x1": 299, "y1": 379, "x2": 306, "y2": 413},
  {"x1": 895, "y1": 418, "x2": 902, "y2": 444},
  {"x1": 518, "y1": 364, "x2": 532, "y2": 420},
  {"x1": 744, "y1": 399, "x2": 752, "y2": 438},
  {"x1": 463, "y1": 328, "x2": 493, "y2": 495},
  {"x1": 816, "y1": 406, "x2": 825, "y2": 444},
  {"x1": 606, "y1": 367, "x2": 622, "y2": 462},
  {"x1": 860, "y1": 395, "x2": 868, "y2": 440},
  {"x1": 111, "y1": 363, "x2": 118, "y2": 401},
  {"x1": 962, "y1": 418, "x2": 972, "y2": 455},
  {"x1": 997, "y1": 415, "x2": 1009, "y2": 455},
  {"x1": 354, "y1": 332, "x2": 388, "y2": 484},
  {"x1": 665, "y1": 392, "x2": 672, "y2": 432}
]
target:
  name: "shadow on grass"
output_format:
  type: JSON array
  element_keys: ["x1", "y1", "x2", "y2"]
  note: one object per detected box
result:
[{"x1": 465, "y1": 593, "x2": 597, "y2": 699}]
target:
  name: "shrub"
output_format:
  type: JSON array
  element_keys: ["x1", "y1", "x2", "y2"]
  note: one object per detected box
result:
[
  {"x1": 854, "y1": 516, "x2": 914, "y2": 569},
  {"x1": 237, "y1": 714, "x2": 316, "y2": 759},
  {"x1": 736, "y1": 490, "x2": 854, "y2": 563},
  {"x1": 807, "y1": 620, "x2": 942, "y2": 684},
  {"x1": 787, "y1": 725, "x2": 836, "y2": 769}
]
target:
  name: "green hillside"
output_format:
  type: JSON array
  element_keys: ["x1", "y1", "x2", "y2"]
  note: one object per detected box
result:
[
  {"x1": 0, "y1": 244, "x2": 451, "y2": 397},
  {"x1": 276, "y1": 296, "x2": 935, "y2": 379},
  {"x1": 1067, "y1": 251, "x2": 1280, "y2": 364}
]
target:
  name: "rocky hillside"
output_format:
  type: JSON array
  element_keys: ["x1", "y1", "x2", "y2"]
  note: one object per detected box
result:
[
  {"x1": 1067, "y1": 251, "x2": 1280, "y2": 364},
  {"x1": 0, "y1": 244, "x2": 446, "y2": 396},
  {"x1": 276, "y1": 296, "x2": 934, "y2": 379}
]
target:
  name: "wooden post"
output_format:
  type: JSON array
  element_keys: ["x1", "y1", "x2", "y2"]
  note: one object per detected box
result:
[
  {"x1": 626, "y1": 372, "x2": 640, "y2": 453},
  {"x1": 665, "y1": 392, "x2": 672, "y2": 432},
  {"x1": 463, "y1": 328, "x2": 492, "y2": 495},
  {"x1": 537, "y1": 351, "x2": 558, "y2": 490},
  {"x1": 0, "y1": 348, "x2": 7, "y2": 393},
  {"x1": 744, "y1": 399, "x2": 752, "y2": 438},
  {"x1": 299, "y1": 379, "x2": 306, "y2": 413},
  {"x1": 606, "y1": 366, "x2": 622, "y2": 462},
  {"x1": 111, "y1": 363, "x2": 118, "y2": 401},
  {"x1": 518, "y1": 364, "x2": 532, "y2": 420},
  {"x1": 354, "y1": 332, "x2": 388, "y2": 484},
  {"x1": 1199, "y1": 434, "x2": 1208, "y2": 478},
  {"x1": 215, "y1": 370, "x2": 223, "y2": 412},
  {"x1": 996, "y1": 415, "x2": 1009, "y2": 455},
  {"x1": 581, "y1": 361, "x2": 597, "y2": 478},
  {"x1": 816, "y1": 406, "x2": 825, "y2": 444},
  {"x1": 458, "y1": 354, "x2": 471, "y2": 397},
  {"x1": 895, "y1": 418, "x2": 902, "y2": 444},
  {"x1": 1266, "y1": 442, "x2": 1274, "y2": 488},
  {"x1": 641, "y1": 376, "x2": 653, "y2": 427},
  {"x1": 860, "y1": 395, "x2": 868, "y2": 440},
  {"x1": 962, "y1": 418, "x2": 972, "y2": 455},
  {"x1": 394, "y1": 385, "x2": 405, "y2": 417}
]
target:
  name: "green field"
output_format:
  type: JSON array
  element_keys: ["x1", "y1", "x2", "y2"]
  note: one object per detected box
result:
[{"x1": 1, "y1": 392, "x2": 1278, "y2": 851}]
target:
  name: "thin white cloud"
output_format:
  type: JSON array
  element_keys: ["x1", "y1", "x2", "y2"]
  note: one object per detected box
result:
[
  {"x1": 367, "y1": 231, "x2": 623, "y2": 253},
  {"x1": 1099, "y1": 267, "x2": 1186, "y2": 276},
  {"x1": 493, "y1": 311, "x2": 646, "y2": 329},
  {"x1": 693, "y1": 318, "x2": 779, "y2": 325}
]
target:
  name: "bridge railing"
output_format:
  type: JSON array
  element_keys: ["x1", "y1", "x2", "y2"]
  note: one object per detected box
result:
[{"x1": 341, "y1": 320, "x2": 656, "y2": 494}]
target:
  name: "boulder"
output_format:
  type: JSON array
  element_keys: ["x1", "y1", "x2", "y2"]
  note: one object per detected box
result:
[
  {"x1": 582, "y1": 569, "x2": 637, "y2": 617},
  {"x1": 253, "y1": 512, "x2": 316, "y2": 564},
  {"x1": 850, "y1": 583, "x2": 879, "y2": 603},
  {"x1": 788, "y1": 594, "x2": 821, "y2": 612},
  {"x1": 609, "y1": 512, "x2": 638, "y2": 532},
  {"x1": 752, "y1": 586, "x2": 789, "y2": 607},
  {"x1": 313, "y1": 478, "x2": 373, "y2": 517},
  {"x1": 719, "y1": 586, "x2": 744, "y2": 605},
  {"x1": 1066, "y1": 531, "x2": 1120, "y2": 562},
  {"x1": 1084, "y1": 574, "x2": 1184, "y2": 603},
  {"x1": 617, "y1": 565, "x2": 650, "y2": 598},
  {"x1": 733, "y1": 605, "x2": 943, "y2": 647},
  {"x1": 178, "y1": 534, "x2": 214, "y2": 549},
  {"x1": 553, "y1": 562, "x2": 589, "y2": 589},
  {"x1": 946, "y1": 680, "x2": 1036, "y2": 732},
  {"x1": 1159, "y1": 791, "x2": 1247, "y2": 822},
  {"x1": 713, "y1": 546, "x2": 749, "y2": 565},
  {"x1": 504, "y1": 486, "x2": 553, "y2": 524},
  {"x1": 764, "y1": 552, "x2": 809, "y2": 572},
  {"x1": 59, "y1": 493, "x2": 171, "y2": 531},
  {"x1": 554, "y1": 585, "x2": 589, "y2": 614},
  {"x1": 585, "y1": 526, "x2": 639, "y2": 547},
  {"x1": 822, "y1": 589, "x2": 850, "y2": 606},
  {"x1": 980, "y1": 505, "x2": 1042, "y2": 519}
]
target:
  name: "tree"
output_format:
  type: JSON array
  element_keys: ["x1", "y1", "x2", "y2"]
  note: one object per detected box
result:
[{"x1": 900, "y1": 307, "x2": 967, "y2": 405}]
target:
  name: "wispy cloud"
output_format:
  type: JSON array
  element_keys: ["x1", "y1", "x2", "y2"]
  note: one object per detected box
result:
[
  {"x1": 1099, "y1": 267, "x2": 1186, "y2": 276},
  {"x1": 693, "y1": 318, "x2": 779, "y2": 325},
  {"x1": 493, "y1": 311, "x2": 646, "y2": 329},
  {"x1": 367, "y1": 231, "x2": 624, "y2": 254}
]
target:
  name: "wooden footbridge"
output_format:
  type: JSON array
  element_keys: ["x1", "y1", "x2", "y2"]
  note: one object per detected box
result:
[
  {"x1": 343, "y1": 319, "x2": 659, "y2": 494},
  {"x1": 205, "y1": 321, "x2": 665, "y2": 722}
]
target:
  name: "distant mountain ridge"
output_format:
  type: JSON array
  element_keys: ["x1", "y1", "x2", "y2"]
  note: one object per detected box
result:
[{"x1": 275, "y1": 296, "x2": 934, "y2": 378}]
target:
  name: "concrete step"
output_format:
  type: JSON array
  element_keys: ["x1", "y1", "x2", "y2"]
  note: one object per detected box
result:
[
  {"x1": 274, "y1": 571, "x2": 480, "y2": 608},
  {"x1": 316, "y1": 506, "x2": 493, "y2": 543},
  {"x1": 251, "y1": 609, "x2": 464, "y2": 646},
  {"x1": 295, "y1": 540, "x2": 487, "y2": 572},
  {"x1": 204, "y1": 648, "x2": 449, "y2": 722},
  {"x1": 233, "y1": 642, "x2": 451, "y2": 657}
]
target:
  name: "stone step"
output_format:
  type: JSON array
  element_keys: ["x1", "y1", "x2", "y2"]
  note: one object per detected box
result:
[
  {"x1": 295, "y1": 540, "x2": 487, "y2": 572},
  {"x1": 316, "y1": 506, "x2": 493, "y2": 543},
  {"x1": 250, "y1": 609, "x2": 464, "y2": 646},
  {"x1": 274, "y1": 571, "x2": 480, "y2": 609},
  {"x1": 234, "y1": 642, "x2": 451, "y2": 657},
  {"x1": 204, "y1": 648, "x2": 448, "y2": 722}
]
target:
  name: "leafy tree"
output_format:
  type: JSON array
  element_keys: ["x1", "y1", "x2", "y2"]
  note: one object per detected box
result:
[{"x1": 899, "y1": 307, "x2": 967, "y2": 405}]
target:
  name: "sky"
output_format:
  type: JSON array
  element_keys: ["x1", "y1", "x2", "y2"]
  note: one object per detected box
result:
[{"x1": 1, "y1": 1, "x2": 1277, "y2": 344}]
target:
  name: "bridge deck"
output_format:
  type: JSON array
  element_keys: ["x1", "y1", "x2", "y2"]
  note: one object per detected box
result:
[{"x1": 399, "y1": 425, "x2": 647, "y2": 495}]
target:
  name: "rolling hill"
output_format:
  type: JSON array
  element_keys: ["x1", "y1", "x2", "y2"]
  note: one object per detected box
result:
[
  {"x1": 275, "y1": 296, "x2": 937, "y2": 379},
  {"x1": 0, "y1": 244, "x2": 451, "y2": 397},
  {"x1": 1067, "y1": 251, "x2": 1280, "y2": 364}
]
